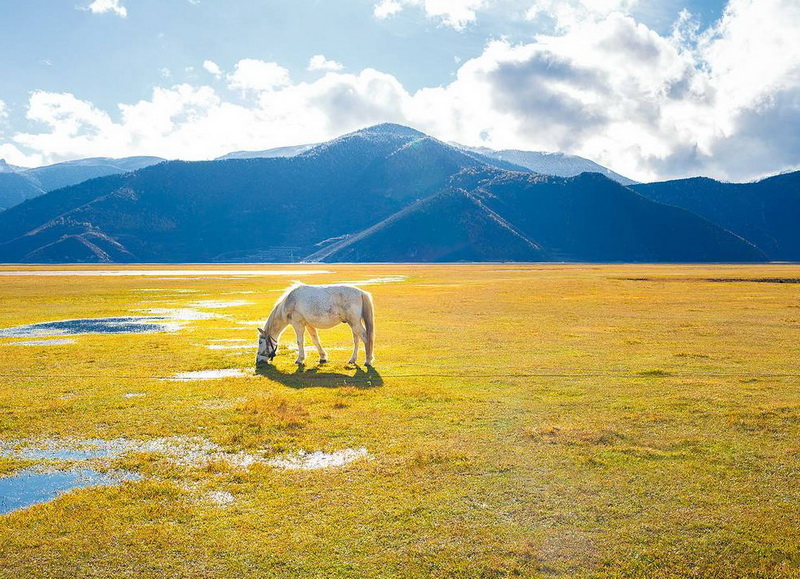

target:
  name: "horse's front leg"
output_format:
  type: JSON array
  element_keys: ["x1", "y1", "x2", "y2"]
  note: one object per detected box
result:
[
  {"x1": 292, "y1": 323, "x2": 306, "y2": 365},
  {"x1": 307, "y1": 326, "x2": 327, "y2": 364}
]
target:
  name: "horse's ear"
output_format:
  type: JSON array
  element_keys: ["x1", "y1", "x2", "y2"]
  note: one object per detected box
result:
[{"x1": 257, "y1": 327, "x2": 265, "y2": 336}]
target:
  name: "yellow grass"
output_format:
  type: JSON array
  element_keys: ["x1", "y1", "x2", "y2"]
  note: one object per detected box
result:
[{"x1": 0, "y1": 263, "x2": 799, "y2": 577}]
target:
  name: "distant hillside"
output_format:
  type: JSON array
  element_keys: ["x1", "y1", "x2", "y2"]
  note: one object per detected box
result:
[
  {"x1": 455, "y1": 145, "x2": 637, "y2": 185},
  {"x1": 22, "y1": 156, "x2": 165, "y2": 192},
  {"x1": 0, "y1": 124, "x2": 490, "y2": 262},
  {"x1": 0, "y1": 156, "x2": 165, "y2": 212},
  {"x1": 0, "y1": 173, "x2": 45, "y2": 211},
  {"x1": 306, "y1": 185, "x2": 547, "y2": 262},
  {"x1": 632, "y1": 171, "x2": 800, "y2": 260},
  {"x1": 0, "y1": 123, "x2": 786, "y2": 263},
  {"x1": 216, "y1": 144, "x2": 316, "y2": 160},
  {"x1": 316, "y1": 169, "x2": 764, "y2": 263},
  {"x1": 0, "y1": 159, "x2": 27, "y2": 173}
]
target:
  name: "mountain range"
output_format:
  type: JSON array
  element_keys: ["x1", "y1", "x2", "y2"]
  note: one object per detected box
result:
[
  {"x1": 631, "y1": 173, "x2": 800, "y2": 262},
  {"x1": 0, "y1": 123, "x2": 795, "y2": 263},
  {"x1": 213, "y1": 141, "x2": 637, "y2": 185},
  {"x1": 0, "y1": 156, "x2": 165, "y2": 211},
  {"x1": 453, "y1": 145, "x2": 637, "y2": 186}
]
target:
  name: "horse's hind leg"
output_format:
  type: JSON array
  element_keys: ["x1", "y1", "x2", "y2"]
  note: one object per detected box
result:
[
  {"x1": 348, "y1": 323, "x2": 366, "y2": 365},
  {"x1": 292, "y1": 323, "x2": 306, "y2": 365},
  {"x1": 307, "y1": 326, "x2": 327, "y2": 363}
]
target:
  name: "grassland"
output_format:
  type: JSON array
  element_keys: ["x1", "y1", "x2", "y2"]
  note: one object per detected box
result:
[{"x1": 0, "y1": 263, "x2": 799, "y2": 578}]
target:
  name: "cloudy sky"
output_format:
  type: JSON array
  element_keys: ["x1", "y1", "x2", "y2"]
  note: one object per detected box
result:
[{"x1": 0, "y1": 0, "x2": 798, "y2": 182}]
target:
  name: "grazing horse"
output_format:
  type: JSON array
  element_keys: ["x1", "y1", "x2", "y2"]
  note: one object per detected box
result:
[{"x1": 257, "y1": 283, "x2": 375, "y2": 366}]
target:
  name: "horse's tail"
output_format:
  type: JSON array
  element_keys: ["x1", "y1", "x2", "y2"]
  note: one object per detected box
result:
[{"x1": 361, "y1": 290, "x2": 375, "y2": 364}]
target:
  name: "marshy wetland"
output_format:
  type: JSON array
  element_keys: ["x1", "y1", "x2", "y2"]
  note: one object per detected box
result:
[{"x1": 0, "y1": 264, "x2": 799, "y2": 577}]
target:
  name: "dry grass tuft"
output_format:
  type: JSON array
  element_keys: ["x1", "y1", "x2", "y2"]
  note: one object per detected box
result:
[
  {"x1": 235, "y1": 394, "x2": 309, "y2": 433},
  {"x1": 526, "y1": 425, "x2": 626, "y2": 446}
]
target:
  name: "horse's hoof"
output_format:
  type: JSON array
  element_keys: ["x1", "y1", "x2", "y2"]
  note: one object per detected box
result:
[{"x1": 319, "y1": 359, "x2": 328, "y2": 364}]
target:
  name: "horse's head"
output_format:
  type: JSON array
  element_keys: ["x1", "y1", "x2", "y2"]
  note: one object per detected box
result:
[{"x1": 256, "y1": 328, "x2": 278, "y2": 364}]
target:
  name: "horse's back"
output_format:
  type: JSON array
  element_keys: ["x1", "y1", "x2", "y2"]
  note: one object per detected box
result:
[
  {"x1": 289, "y1": 283, "x2": 364, "y2": 302},
  {"x1": 286, "y1": 284, "x2": 365, "y2": 326}
]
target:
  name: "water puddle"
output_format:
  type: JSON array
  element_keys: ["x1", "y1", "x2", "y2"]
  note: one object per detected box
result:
[
  {"x1": 122, "y1": 393, "x2": 146, "y2": 398},
  {"x1": 0, "y1": 317, "x2": 179, "y2": 338},
  {"x1": 169, "y1": 369, "x2": 250, "y2": 381},
  {"x1": 4, "y1": 438, "x2": 125, "y2": 462},
  {"x1": 5, "y1": 338, "x2": 77, "y2": 346},
  {"x1": 337, "y1": 276, "x2": 407, "y2": 286},
  {"x1": 0, "y1": 269, "x2": 332, "y2": 277},
  {"x1": 190, "y1": 300, "x2": 253, "y2": 309},
  {"x1": 1, "y1": 437, "x2": 262, "y2": 469},
  {"x1": 267, "y1": 448, "x2": 369, "y2": 470},
  {"x1": 136, "y1": 308, "x2": 222, "y2": 321},
  {"x1": 0, "y1": 468, "x2": 140, "y2": 515},
  {"x1": 0, "y1": 304, "x2": 237, "y2": 339},
  {"x1": 0, "y1": 437, "x2": 368, "y2": 512}
]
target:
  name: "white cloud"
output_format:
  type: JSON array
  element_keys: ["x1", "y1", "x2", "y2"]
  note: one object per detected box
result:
[
  {"x1": 308, "y1": 55, "x2": 344, "y2": 72},
  {"x1": 4, "y1": 2, "x2": 800, "y2": 181},
  {"x1": 373, "y1": 0, "x2": 488, "y2": 30},
  {"x1": 84, "y1": 0, "x2": 127, "y2": 18},
  {"x1": 374, "y1": 0, "x2": 403, "y2": 19},
  {"x1": 203, "y1": 60, "x2": 222, "y2": 78},
  {"x1": 410, "y1": 0, "x2": 800, "y2": 181},
  {"x1": 0, "y1": 100, "x2": 41, "y2": 166},
  {"x1": 0, "y1": 143, "x2": 41, "y2": 167},
  {"x1": 226, "y1": 59, "x2": 291, "y2": 95},
  {"x1": 4, "y1": 68, "x2": 410, "y2": 163},
  {"x1": 699, "y1": 0, "x2": 800, "y2": 112},
  {"x1": 526, "y1": 0, "x2": 638, "y2": 24}
]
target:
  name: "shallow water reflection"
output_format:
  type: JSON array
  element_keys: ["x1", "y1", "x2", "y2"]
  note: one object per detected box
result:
[
  {"x1": 268, "y1": 448, "x2": 369, "y2": 470},
  {"x1": 0, "y1": 468, "x2": 140, "y2": 515},
  {"x1": 0, "y1": 317, "x2": 177, "y2": 338},
  {"x1": 6, "y1": 338, "x2": 77, "y2": 346}
]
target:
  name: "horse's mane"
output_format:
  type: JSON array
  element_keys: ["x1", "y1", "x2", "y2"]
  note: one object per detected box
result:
[
  {"x1": 264, "y1": 281, "x2": 305, "y2": 325},
  {"x1": 275, "y1": 280, "x2": 306, "y2": 306}
]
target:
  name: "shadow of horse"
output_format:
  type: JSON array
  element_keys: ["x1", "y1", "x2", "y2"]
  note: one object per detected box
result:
[{"x1": 255, "y1": 363, "x2": 383, "y2": 389}]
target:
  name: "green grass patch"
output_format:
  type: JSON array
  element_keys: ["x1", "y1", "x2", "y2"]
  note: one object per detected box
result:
[{"x1": 0, "y1": 263, "x2": 799, "y2": 577}]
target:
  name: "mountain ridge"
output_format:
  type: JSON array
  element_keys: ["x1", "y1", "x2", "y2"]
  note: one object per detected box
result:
[
  {"x1": 0, "y1": 124, "x2": 790, "y2": 263},
  {"x1": 0, "y1": 156, "x2": 166, "y2": 212},
  {"x1": 632, "y1": 171, "x2": 800, "y2": 261},
  {"x1": 452, "y1": 144, "x2": 637, "y2": 186}
]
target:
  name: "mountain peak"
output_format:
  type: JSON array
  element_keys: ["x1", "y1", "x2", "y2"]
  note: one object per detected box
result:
[
  {"x1": 300, "y1": 123, "x2": 428, "y2": 159},
  {"x1": 351, "y1": 123, "x2": 426, "y2": 139},
  {"x1": 0, "y1": 159, "x2": 20, "y2": 173}
]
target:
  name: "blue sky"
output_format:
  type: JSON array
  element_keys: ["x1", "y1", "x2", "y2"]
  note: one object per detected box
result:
[{"x1": 0, "y1": 0, "x2": 797, "y2": 182}]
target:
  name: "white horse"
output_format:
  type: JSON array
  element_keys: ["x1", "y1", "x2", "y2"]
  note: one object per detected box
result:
[{"x1": 257, "y1": 283, "x2": 375, "y2": 366}]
